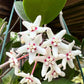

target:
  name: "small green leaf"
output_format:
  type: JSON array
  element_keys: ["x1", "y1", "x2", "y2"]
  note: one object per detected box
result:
[
  {"x1": 64, "y1": 34, "x2": 81, "y2": 46},
  {"x1": 42, "y1": 78, "x2": 74, "y2": 84},
  {"x1": 81, "y1": 39, "x2": 84, "y2": 56},
  {"x1": 10, "y1": 32, "x2": 20, "y2": 43},
  {"x1": 23, "y1": 0, "x2": 67, "y2": 25},
  {"x1": 14, "y1": 1, "x2": 30, "y2": 21}
]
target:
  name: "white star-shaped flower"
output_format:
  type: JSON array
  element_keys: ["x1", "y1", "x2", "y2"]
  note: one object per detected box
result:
[
  {"x1": 34, "y1": 47, "x2": 65, "y2": 77},
  {"x1": 16, "y1": 34, "x2": 46, "y2": 64},
  {"x1": 6, "y1": 49, "x2": 18, "y2": 67},
  {"x1": 15, "y1": 72, "x2": 41, "y2": 84},
  {"x1": 41, "y1": 29, "x2": 66, "y2": 57},
  {"x1": 20, "y1": 34, "x2": 32, "y2": 45},
  {"x1": 58, "y1": 41, "x2": 81, "y2": 70},
  {"x1": 18, "y1": 15, "x2": 49, "y2": 39},
  {"x1": 44, "y1": 64, "x2": 65, "y2": 82}
]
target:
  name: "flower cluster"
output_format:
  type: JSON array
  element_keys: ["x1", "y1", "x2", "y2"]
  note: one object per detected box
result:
[{"x1": 5, "y1": 15, "x2": 81, "y2": 84}]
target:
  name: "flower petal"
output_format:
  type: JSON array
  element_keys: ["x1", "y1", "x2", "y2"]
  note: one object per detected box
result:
[
  {"x1": 34, "y1": 34, "x2": 42, "y2": 45},
  {"x1": 16, "y1": 45, "x2": 28, "y2": 54},
  {"x1": 62, "y1": 58, "x2": 67, "y2": 70},
  {"x1": 36, "y1": 27, "x2": 48, "y2": 33},
  {"x1": 52, "y1": 46, "x2": 58, "y2": 58},
  {"x1": 15, "y1": 68, "x2": 30, "y2": 77},
  {"x1": 69, "y1": 40, "x2": 75, "y2": 51},
  {"x1": 37, "y1": 46, "x2": 46, "y2": 55},
  {"x1": 60, "y1": 71, "x2": 65, "y2": 77},
  {"x1": 58, "y1": 42, "x2": 69, "y2": 54},
  {"x1": 33, "y1": 77, "x2": 41, "y2": 84},
  {"x1": 20, "y1": 78, "x2": 27, "y2": 84},
  {"x1": 34, "y1": 15, "x2": 41, "y2": 26},
  {"x1": 53, "y1": 63, "x2": 61, "y2": 74},
  {"x1": 34, "y1": 56, "x2": 45, "y2": 63},
  {"x1": 68, "y1": 59, "x2": 74, "y2": 69},
  {"x1": 56, "y1": 54, "x2": 66, "y2": 60},
  {"x1": 30, "y1": 32, "x2": 36, "y2": 39},
  {"x1": 41, "y1": 39, "x2": 51, "y2": 47},
  {"x1": 18, "y1": 30, "x2": 30, "y2": 35},
  {"x1": 55, "y1": 30, "x2": 66, "y2": 39},
  {"x1": 48, "y1": 76, "x2": 53, "y2": 82},
  {"x1": 71, "y1": 50, "x2": 81, "y2": 57},
  {"x1": 44, "y1": 70, "x2": 53, "y2": 82},
  {"x1": 46, "y1": 28, "x2": 54, "y2": 38},
  {"x1": 22, "y1": 21, "x2": 33, "y2": 30},
  {"x1": 46, "y1": 46, "x2": 52, "y2": 56},
  {"x1": 29, "y1": 52, "x2": 36, "y2": 64},
  {"x1": 41, "y1": 64, "x2": 48, "y2": 77},
  {"x1": 21, "y1": 34, "x2": 31, "y2": 45},
  {"x1": 6, "y1": 52, "x2": 12, "y2": 58}
]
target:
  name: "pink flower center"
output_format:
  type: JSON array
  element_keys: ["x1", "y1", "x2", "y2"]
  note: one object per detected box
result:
[
  {"x1": 66, "y1": 51, "x2": 72, "y2": 60},
  {"x1": 10, "y1": 52, "x2": 13, "y2": 54},
  {"x1": 30, "y1": 26, "x2": 38, "y2": 32},
  {"x1": 11, "y1": 58, "x2": 15, "y2": 65},
  {"x1": 25, "y1": 77, "x2": 33, "y2": 82},
  {"x1": 27, "y1": 43, "x2": 37, "y2": 53},
  {"x1": 52, "y1": 70, "x2": 57, "y2": 76},
  {"x1": 51, "y1": 37, "x2": 61, "y2": 47},
  {"x1": 44, "y1": 56, "x2": 55, "y2": 66}
]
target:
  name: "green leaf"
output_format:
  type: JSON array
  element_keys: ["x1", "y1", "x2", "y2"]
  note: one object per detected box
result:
[
  {"x1": 0, "y1": 18, "x2": 7, "y2": 36},
  {"x1": 42, "y1": 78, "x2": 74, "y2": 84},
  {"x1": 81, "y1": 39, "x2": 84, "y2": 57},
  {"x1": 64, "y1": 64, "x2": 79, "y2": 80},
  {"x1": 2, "y1": 69, "x2": 14, "y2": 84},
  {"x1": 33, "y1": 62, "x2": 43, "y2": 80},
  {"x1": 2, "y1": 69, "x2": 20, "y2": 84},
  {"x1": 22, "y1": 60, "x2": 34, "y2": 73},
  {"x1": 64, "y1": 34, "x2": 81, "y2": 46},
  {"x1": 23, "y1": 0, "x2": 67, "y2": 25},
  {"x1": 10, "y1": 74, "x2": 20, "y2": 84},
  {"x1": 14, "y1": 1, "x2": 30, "y2": 21},
  {"x1": 22, "y1": 61, "x2": 42, "y2": 80},
  {"x1": 12, "y1": 41, "x2": 21, "y2": 48},
  {"x1": 1, "y1": 40, "x2": 14, "y2": 64}
]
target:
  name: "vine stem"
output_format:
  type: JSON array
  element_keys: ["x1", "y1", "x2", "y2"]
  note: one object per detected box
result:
[
  {"x1": 0, "y1": 61, "x2": 9, "y2": 69},
  {"x1": 17, "y1": 54, "x2": 29, "y2": 61},
  {"x1": 0, "y1": 68, "x2": 12, "y2": 79},
  {"x1": 31, "y1": 54, "x2": 39, "y2": 75},
  {"x1": 0, "y1": 54, "x2": 28, "y2": 69},
  {"x1": 31, "y1": 61, "x2": 37, "y2": 75}
]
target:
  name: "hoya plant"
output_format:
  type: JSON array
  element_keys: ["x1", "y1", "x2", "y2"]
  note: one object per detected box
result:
[{"x1": 0, "y1": 0, "x2": 84, "y2": 84}]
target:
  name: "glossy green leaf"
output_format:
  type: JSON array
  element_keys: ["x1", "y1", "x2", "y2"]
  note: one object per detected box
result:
[
  {"x1": 2, "y1": 69, "x2": 19, "y2": 84},
  {"x1": 64, "y1": 34, "x2": 81, "y2": 46},
  {"x1": 81, "y1": 39, "x2": 84, "y2": 56},
  {"x1": 42, "y1": 78, "x2": 73, "y2": 84},
  {"x1": 14, "y1": 1, "x2": 30, "y2": 21},
  {"x1": 10, "y1": 74, "x2": 20, "y2": 84},
  {"x1": 23, "y1": 0, "x2": 67, "y2": 25},
  {"x1": 2, "y1": 69, "x2": 14, "y2": 84}
]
